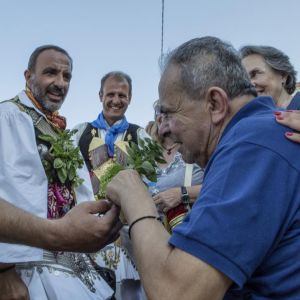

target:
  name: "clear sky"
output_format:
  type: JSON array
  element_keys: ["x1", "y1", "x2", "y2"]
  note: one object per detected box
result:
[{"x1": 1, "y1": 0, "x2": 299, "y2": 128}]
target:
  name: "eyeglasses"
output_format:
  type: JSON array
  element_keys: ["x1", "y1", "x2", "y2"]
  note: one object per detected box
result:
[{"x1": 154, "y1": 103, "x2": 161, "y2": 119}]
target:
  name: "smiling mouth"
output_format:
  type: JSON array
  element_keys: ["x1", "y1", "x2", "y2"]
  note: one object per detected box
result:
[
  {"x1": 47, "y1": 92, "x2": 64, "y2": 102},
  {"x1": 256, "y1": 89, "x2": 264, "y2": 94},
  {"x1": 109, "y1": 105, "x2": 123, "y2": 111}
]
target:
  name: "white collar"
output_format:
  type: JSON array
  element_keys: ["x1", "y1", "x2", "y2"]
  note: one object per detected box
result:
[{"x1": 18, "y1": 90, "x2": 47, "y2": 119}]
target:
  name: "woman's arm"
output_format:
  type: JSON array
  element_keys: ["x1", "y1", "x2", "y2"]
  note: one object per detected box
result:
[{"x1": 153, "y1": 185, "x2": 201, "y2": 213}]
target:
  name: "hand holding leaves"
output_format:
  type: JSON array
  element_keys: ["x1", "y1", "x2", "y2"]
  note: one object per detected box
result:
[{"x1": 98, "y1": 137, "x2": 165, "y2": 198}]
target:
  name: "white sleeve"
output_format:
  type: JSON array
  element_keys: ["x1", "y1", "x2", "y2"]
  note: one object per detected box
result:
[
  {"x1": 0, "y1": 102, "x2": 47, "y2": 263},
  {"x1": 72, "y1": 122, "x2": 88, "y2": 146},
  {"x1": 72, "y1": 122, "x2": 95, "y2": 204},
  {"x1": 74, "y1": 163, "x2": 95, "y2": 204}
]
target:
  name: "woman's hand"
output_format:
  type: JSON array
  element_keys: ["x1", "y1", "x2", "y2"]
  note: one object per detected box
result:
[
  {"x1": 153, "y1": 188, "x2": 181, "y2": 213},
  {"x1": 275, "y1": 110, "x2": 300, "y2": 143}
]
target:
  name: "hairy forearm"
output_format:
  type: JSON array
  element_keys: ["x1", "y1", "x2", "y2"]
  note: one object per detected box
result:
[
  {"x1": 106, "y1": 170, "x2": 231, "y2": 299},
  {"x1": 121, "y1": 187, "x2": 229, "y2": 300},
  {"x1": 0, "y1": 198, "x2": 57, "y2": 250},
  {"x1": 0, "y1": 198, "x2": 123, "y2": 253},
  {"x1": 132, "y1": 220, "x2": 176, "y2": 298}
]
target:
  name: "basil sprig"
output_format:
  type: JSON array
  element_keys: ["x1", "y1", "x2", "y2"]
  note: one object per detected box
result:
[
  {"x1": 98, "y1": 137, "x2": 165, "y2": 198},
  {"x1": 39, "y1": 129, "x2": 84, "y2": 189}
]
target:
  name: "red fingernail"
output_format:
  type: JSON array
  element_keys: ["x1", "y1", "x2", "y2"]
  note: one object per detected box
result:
[
  {"x1": 276, "y1": 116, "x2": 284, "y2": 120},
  {"x1": 286, "y1": 132, "x2": 294, "y2": 136},
  {"x1": 274, "y1": 111, "x2": 282, "y2": 116}
]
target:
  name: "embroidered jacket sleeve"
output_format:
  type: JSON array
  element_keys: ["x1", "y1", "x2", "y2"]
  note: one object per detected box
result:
[
  {"x1": 72, "y1": 123, "x2": 94, "y2": 203},
  {"x1": 0, "y1": 101, "x2": 47, "y2": 263}
]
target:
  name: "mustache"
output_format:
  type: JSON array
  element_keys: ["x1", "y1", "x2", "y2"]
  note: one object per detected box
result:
[{"x1": 47, "y1": 85, "x2": 64, "y2": 96}]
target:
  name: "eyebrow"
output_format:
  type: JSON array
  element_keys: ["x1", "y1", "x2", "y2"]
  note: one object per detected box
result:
[
  {"x1": 250, "y1": 67, "x2": 261, "y2": 72},
  {"x1": 42, "y1": 67, "x2": 57, "y2": 73}
]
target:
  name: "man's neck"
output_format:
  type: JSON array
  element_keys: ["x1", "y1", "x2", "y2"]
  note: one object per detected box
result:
[
  {"x1": 223, "y1": 94, "x2": 254, "y2": 130},
  {"x1": 206, "y1": 94, "x2": 255, "y2": 166},
  {"x1": 103, "y1": 115, "x2": 124, "y2": 127}
]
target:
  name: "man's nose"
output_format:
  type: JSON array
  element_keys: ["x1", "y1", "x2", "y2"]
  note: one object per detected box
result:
[
  {"x1": 55, "y1": 74, "x2": 66, "y2": 88},
  {"x1": 111, "y1": 94, "x2": 120, "y2": 102},
  {"x1": 251, "y1": 79, "x2": 257, "y2": 87},
  {"x1": 158, "y1": 119, "x2": 170, "y2": 138}
]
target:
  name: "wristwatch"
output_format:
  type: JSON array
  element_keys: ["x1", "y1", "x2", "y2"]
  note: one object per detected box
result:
[{"x1": 181, "y1": 186, "x2": 190, "y2": 205}]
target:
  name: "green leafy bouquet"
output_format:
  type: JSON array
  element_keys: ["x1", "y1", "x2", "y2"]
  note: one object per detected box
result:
[
  {"x1": 98, "y1": 137, "x2": 165, "y2": 198},
  {"x1": 39, "y1": 129, "x2": 165, "y2": 198},
  {"x1": 39, "y1": 129, "x2": 84, "y2": 189}
]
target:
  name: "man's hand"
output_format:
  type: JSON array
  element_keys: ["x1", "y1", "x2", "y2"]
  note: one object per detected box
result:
[
  {"x1": 106, "y1": 169, "x2": 148, "y2": 207},
  {"x1": 50, "y1": 200, "x2": 123, "y2": 252},
  {"x1": 0, "y1": 268, "x2": 29, "y2": 300},
  {"x1": 275, "y1": 110, "x2": 300, "y2": 143},
  {"x1": 153, "y1": 188, "x2": 181, "y2": 213},
  {"x1": 106, "y1": 169, "x2": 156, "y2": 224}
]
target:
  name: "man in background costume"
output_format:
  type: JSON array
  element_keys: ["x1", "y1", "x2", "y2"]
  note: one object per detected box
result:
[
  {"x1": 0, "y1": 45, "x2": 121, "y2": 299},
  {"x1": 74, "y1": 71, "x2": 148, "y2": 300}
]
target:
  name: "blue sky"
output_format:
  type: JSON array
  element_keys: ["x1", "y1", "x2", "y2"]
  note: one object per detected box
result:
[{"x1": 1, "y1": 0, "x2": 299, "y2": 128}]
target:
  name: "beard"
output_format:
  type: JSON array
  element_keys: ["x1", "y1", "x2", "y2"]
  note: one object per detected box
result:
[{"x1": 30, "y1": 81, "x2": 64, "y2": 113}]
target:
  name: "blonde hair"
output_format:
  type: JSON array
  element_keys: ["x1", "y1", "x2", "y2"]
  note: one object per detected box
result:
[
  {"x1": 145, "y1": 100, "x2": 165, "y2": 146},
  {"x1": 145, "y1": 120, "x2": 164, "y2": 146}
]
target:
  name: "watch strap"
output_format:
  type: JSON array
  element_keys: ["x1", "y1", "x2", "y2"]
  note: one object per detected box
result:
[{"x1": 181, "y1": 186, "x2": 190, "y2": 205}]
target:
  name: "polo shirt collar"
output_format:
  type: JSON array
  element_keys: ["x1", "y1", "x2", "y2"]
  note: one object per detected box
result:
[{"x1": 220, "y1": 96, "x2": 277, "y2": 143}]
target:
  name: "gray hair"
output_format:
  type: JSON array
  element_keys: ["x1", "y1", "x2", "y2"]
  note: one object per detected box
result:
[
  {"x1": 162, "y1": 36, "x2": 257, "y2": 100},
  {"x1": 239, "y1": 45, "x2": 297, "y2": 95},
  {"x1": 28, "y1": 45, "x2": 73, "y2": 71},
  {"x1": 100, "y1": 71, "x2": 132, "y2": 99}
]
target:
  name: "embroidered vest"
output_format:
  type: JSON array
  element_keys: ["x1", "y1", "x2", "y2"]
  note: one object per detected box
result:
[
  {"x1": 7, "y1": 97, "x2": 75, "y2": 218},
  {"x1": 78, "y1": 122, "x2": 140, "y2": 196}
]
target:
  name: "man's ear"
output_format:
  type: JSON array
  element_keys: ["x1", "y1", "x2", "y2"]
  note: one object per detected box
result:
[
  {"x1": 24, "y1": 69, "x2": 31, "y2": 83},
  {"x1": 99, "y1": 91, "x2": 103, "y2": 102},
  {"x1": 282, "y1": 74, "x2": 288, "y2": 87},
  {"x1": 206, "y1": 87, "x2": 229, "y2": 124}
]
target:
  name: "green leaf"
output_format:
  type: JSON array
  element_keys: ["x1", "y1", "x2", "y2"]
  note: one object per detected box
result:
[
  {"x1": 39, "y1": 134, "x2": 55, "y2": 143},
  {"x1": 144, "y1": 137, "x2": 152, "y2": 144},
  {"x1": 138, "y1": 138, "x2": 145, "y2": 148},
  {"x1": 73, "y1": 162, "x2": 79, "y2": 170},
  {"x1": 126, "y1": 145, "x2": 135, "y2": 159},
  {"x1": 38, "y1": 129, "x2": 85, "y2": 188},
  {"x1": 42, "y1": 159, "x2": 52, "y2": 170},
  {"x1": 66, "y1": 160, "x2": 72, "y2": 170},
  {"x1": 99, "y1": 163, "x2": 125, "y2": 197},
  {"x1": 68, "y1": 166, "x2": 76, "y2": 181},
  {"x1": 141, "y1": 161, "x2": 155, "y2": 173},
  {"x1": 130, "y1": 142, "x2": 140, "y2": 153},
  {"x1": 127, "y1": 156, "x2": 135, "y2": 166},
  {"x1": 53, "y1": 158, "x2": 64, "y2": 169},
  {"x1": 57, "y1": 167, "x2": 67, "y2": 184}
]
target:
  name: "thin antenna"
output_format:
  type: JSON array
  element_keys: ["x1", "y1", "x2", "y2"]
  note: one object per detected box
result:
[{"x1": 160, "y1": 0, "x2": 165, "y2": 67}]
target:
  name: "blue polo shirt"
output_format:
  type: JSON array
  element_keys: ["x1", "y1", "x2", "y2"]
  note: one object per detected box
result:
[{"x1": 169, "y1": 97, "x2": 300, "y2": 299}]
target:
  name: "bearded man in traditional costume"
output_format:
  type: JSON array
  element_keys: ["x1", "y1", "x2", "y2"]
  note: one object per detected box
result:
[
  {"x1": 0, "y1": 45, "x2": 122, "y2": 300},
  {"x1": 74, "y1": 71, "x2": 148, "y2": 300}
]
